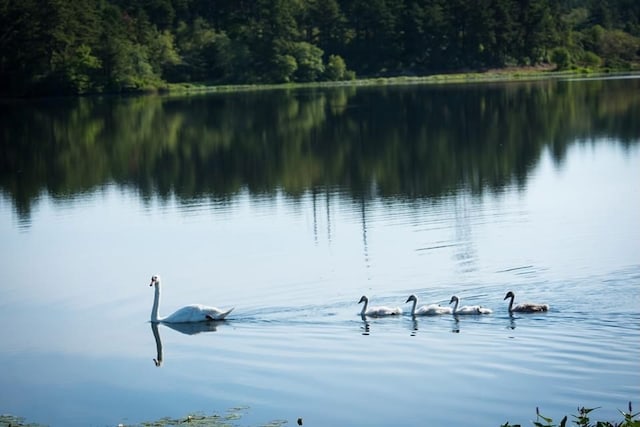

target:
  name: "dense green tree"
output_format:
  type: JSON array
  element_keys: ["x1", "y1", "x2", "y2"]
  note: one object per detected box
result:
[
  {"x1": 0, "y1": 0, "x2": 638, "y2": 96},
  {"x1": 302, "y1": 0, "x2": 347, "y2": 56},
  {"x1": 325, "y1": 54, "x2": 348, "y2": 80}
]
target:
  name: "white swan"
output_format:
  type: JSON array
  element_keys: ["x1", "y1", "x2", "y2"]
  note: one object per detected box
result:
[
  {"x1": 504, "y1": 291, "x2": 549, "y2": 313},
  {"x1": 149, "y1": 275, "x2": 234, "y2": 323},
  {"x1": 405, "y1": 294, "x2": 452, "y2": 315},
  {"x1": 358, "y1": 295, "x2": 402, "y2": 317},
  {"x1": 449, "y1": 295, "x2": 493, "y2": 315}
]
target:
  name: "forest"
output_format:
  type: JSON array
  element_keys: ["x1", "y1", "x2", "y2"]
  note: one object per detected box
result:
[{"x1": 0, "y1": 0, "x2": 639, "y2": 96}]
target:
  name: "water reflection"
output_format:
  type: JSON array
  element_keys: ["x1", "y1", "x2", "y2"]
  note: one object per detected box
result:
[
  {"x1": 360, "y1": 316, "x2": 370, "y2": 336},
  {"x1": 410, "y1": 316, "x2": 419, "y2": 336},
  {"x1": 451, "y1": 316, "x2": 461, "y2": 333},
  {"x1": 151, "y1": 322, "x2": 163, "y2": 367},
  {"x1": 1, "y1": 78, "x2": 638, "y2": 226},
  {"x1": 150, "y1": 321, "x2": 224, "y2": 367}
]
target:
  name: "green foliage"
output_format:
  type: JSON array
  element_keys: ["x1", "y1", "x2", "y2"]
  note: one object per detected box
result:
[
  {"x1": 580, "y1": 51, "x2": 602, "y2": 67},
  {"x1": 551, "y1": 47, "x2": 572, "y2": 70},
  {"x1": 289, "y1": 42, "x2": 325, "y2": 81},
  {"x1": 598, "y1": 29, "x2": 640, "y2": 66},
  {"x1": 273, "y1": 54, "x2": 298, "y2": 82},
  {"x1": 0, "y1": 0, "x2": 638, "y2": 96},
  {"x1": 501, "y1": 403, "x2": 640, "y2": 427},
  {"x1": 148, "y1": 30, "x2": 181, "y2": 73},
  {"x1": 325, "y1": 54, "x2": 348, "y2": 80},
  {"x1": 51, "y1": 44, "x2": 102, "y2": 93}
]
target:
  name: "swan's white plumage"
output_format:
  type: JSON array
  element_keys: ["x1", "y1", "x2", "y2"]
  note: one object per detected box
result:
[
  {"x1": 405, "y1": 294, "x2": 452, "y2": 315},
  {"x1": 504, "y1": 291, "x2": 549, "y2": 313},
  {"x1": 358, "y1": 295, "x2": 402, "y2": 317},
  {"x1": 149, "y1": 275, "x2": 233, "y2": 323},
  {"x1": 449, "y1": 295, "x2": 492, "y2": 315}
]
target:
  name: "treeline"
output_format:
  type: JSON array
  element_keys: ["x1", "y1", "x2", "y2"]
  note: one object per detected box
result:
[{"x1": 0, "y1": 0, "x2": 639, "y2": 96}]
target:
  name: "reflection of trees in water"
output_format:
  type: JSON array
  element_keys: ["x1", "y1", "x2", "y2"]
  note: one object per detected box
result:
[
  {"x1": 453, "y1": 193, "x2": 477, "y2": 274},
  {"x1": 1, "y1": 78, "x2": 638, "y2": 225}
]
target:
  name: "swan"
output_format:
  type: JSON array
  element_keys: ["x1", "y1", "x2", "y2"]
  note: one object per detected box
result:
[
  {"x1": 504, "y1": 291, "x2": 549, "y2": 313},
  {"x1": 149, "y1": 275, "x2": 234, "y2": 323},
  {"x1": 405, "y1": 294, "x2": 453, "y2": 315},
  {"x1": 449, "y1": 295, "x2": 493, "y2": 315},
  {"x1": 358, "y1": 295, "x2": 402, "y2": 317}
]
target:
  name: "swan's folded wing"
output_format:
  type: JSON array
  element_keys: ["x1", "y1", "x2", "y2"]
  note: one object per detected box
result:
[{"x1": 203, "y1": 306, "x2": 234, "y2": 320}]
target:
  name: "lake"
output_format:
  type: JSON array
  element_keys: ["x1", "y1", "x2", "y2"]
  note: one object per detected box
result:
[{"x1": 0, "y1": 76, "x2": 639, "y2": 427}]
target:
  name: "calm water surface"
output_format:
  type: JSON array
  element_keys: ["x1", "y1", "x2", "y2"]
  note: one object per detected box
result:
[{"x1": 1, "y1": 76, "x2": 639, "y2": 426}]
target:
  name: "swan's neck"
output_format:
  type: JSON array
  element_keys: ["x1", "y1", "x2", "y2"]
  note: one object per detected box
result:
[
  {"x1": 451, "y1": 299, "x2": 459, "y2": 313},
  {"x1": 151, "y1": 284, "x2": 162, "y2": 322},
  {"x1": 360, "y1": 299, "x2": 368, "y2": 316},
  {"x1": 410, "y1": 299, "x2": 417, "y2": 316},
  {"x1": 507, "y1": 295, "x2": 514, "y2": 312}
]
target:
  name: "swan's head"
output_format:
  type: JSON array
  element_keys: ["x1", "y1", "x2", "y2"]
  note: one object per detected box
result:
[
  {"x1": 358, "y1": 295, "x2": 368, "y2": 304},
  {"x1": 149, "y1": 275, "x2": 160, "y2": 287},
  {"x1": 405, "y1": 294, "x2": 417, "y2": 303},
  {"x1": 504, "y1": 291, "x2": 515, "y2": 300},
  {"x1": 449, "y1": 295, "x2": 459, "y2": 304}
]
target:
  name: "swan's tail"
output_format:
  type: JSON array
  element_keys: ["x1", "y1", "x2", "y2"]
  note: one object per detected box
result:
[{"x1": 217, "y1": 307, "x2": 234, "y2": 320}]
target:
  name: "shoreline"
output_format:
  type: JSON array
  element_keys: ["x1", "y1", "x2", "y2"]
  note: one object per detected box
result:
[
  {"x1": 162, "y1": 67, "x2": 640, "y2": 96},
  {"x1": 2, "y1": 67, "x2": 639, "y2": 100}
]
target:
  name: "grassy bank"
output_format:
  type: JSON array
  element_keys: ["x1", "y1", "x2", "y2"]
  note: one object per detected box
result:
[{"x1": 163, "y1": 65, "x2": 640, "y2": 95}]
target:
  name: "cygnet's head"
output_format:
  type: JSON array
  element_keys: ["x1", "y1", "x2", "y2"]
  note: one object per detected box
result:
[
  {"x1": 449, "y1": 295, "x2": 459, "y2": 304},
  {"x1": 405, "y1": 294, "x2": 417, "y2": 303},
  {"x1": 504, "y1": 291, "x2": 515, "y2": 300}
]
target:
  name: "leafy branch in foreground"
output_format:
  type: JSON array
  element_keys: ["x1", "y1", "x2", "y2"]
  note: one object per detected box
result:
[{"x1": 501, "y1": 402, "x2": 640, "y2": 427}]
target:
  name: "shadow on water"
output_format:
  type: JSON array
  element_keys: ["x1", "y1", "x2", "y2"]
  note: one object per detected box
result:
[
  {"x1": 151, "y1": 321, "x2": 226, "y2": 367},
  {"x1": 1, "y1": 78, "x2": 638, "y2": 226}
]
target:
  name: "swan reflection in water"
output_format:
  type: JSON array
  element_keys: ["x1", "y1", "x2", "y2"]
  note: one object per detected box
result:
[
  {"x1": 451, "y1": 316, "x2": 460, "y2": 333},
  {"x1": 151, "y1": 320, "x2": 225, "y2": 367},
  {"x1": 360, "y1": 315, "x2": 371, "y2": 336},
  {"x1": 507, "y1": 314, "x2": 517, "y2": 330}
]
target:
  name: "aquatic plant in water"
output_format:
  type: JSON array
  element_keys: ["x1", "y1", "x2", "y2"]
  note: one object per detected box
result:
[
  {"x1": 0, "y1": 406, "x2": 288, "y2": 427},
  {"x1": 0, "y1": 414, "x2": 43, "y2": 427},
  {"x1": 501, "y1": 402, "x2": 640, "y2": 427},
  {"x1": 133, "y1": 406, "x2": 288, "y2": 427}
]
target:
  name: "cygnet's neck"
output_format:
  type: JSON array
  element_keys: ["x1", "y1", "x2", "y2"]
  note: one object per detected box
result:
[
  {"x1": 360, "y1": 298, "x2": 368, "y2": 316},
  {"x1": 409, "y1": 299, "x2": 417, "y2": 316},
  {"x1": 506, "y1": 295, "x2": 515, "y2": 312}
]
